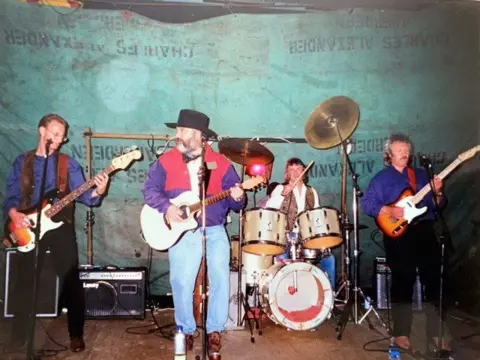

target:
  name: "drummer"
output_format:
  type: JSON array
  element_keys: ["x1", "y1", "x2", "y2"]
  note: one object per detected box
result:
[
  {"x1": 265, "y1": 157, "x2": 336, "y2": 286},
  {"x1": 257, "y1": 182, "x2": 279, "y2": 208}
]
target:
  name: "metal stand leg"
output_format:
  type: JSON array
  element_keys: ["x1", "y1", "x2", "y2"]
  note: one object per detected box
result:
[
  {"x1": 335, "y1": 215, "x2": 352, "y2": 306},
  {"x1": 241, "y1": 283, "x2": 264, "y2": 343},
  {"x1": 357, "y1": 288, "x2": 389, "y2": 331}
]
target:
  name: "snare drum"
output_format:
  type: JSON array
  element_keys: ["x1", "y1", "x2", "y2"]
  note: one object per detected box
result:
[
  {"x1": 297, "y1": 207, "x2": 343, "y2": 249},
  {"x1": 242, "y1": 208, "x2": 287, "y2": 256},
  {"x1": 259, "y1": 262, "x2": 333, "y2": 331},
  {"x1": 300, "y1": 248, "x2": 320, "y2": 261}
]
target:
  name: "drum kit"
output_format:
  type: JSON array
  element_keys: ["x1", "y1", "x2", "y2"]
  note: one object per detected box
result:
[{"x1": 218, "y1": 96, "x2": 386, "y2": 341}]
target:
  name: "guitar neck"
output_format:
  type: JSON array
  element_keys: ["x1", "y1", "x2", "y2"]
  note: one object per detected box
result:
[
  {"x1": 45, "y1": 165, "x2": 116, "y2": 218},
  {"x1": 189, "y1": 189, "x2": 234, "y2": 212},
  {"x1": 412, "y1": 159, "x2": 461, "y2": 205}
]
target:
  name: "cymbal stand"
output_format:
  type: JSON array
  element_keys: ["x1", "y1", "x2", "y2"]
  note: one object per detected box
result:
[
  {"x1": 331, "y1": 125, "x2": 387, "y2": 340},
  {"x1": 236, "y1": 141, "x2": 249, "y2": 327},
  {"x1": 335, "y1": 215, "x2": 352, "y2": 305},
  {"x1": 335, "y1": 146, "x2": 351, "y2": 305}
]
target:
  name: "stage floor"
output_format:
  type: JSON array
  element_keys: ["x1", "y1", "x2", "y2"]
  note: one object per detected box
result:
[{"x1": 1, "y1": 307, "x2": 480, "y2": 360}]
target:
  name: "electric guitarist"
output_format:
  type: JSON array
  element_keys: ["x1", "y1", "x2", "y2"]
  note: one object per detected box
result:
[
  {"x1": 142, "y1": 109, "x2": 245, "y2": 355},
  {"x1": 2, "y1": 114, "x2": 111, "y2": 353},
  {"x1": 361, "y1": 133, "x2": 451, "y2": 353}
]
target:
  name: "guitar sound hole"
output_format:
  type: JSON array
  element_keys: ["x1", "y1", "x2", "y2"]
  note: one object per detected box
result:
[{"x1": 179, "y1": 206, "x2": 189, "y2": 220}]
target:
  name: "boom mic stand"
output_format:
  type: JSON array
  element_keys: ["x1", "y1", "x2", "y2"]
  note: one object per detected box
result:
[
  {"x1": 196, "y1": 137, "x2": 209, "y2": 360},
  {"x1": 26, "y1": 139, "x2": 52, "y2": 360},
  {"x1": 423, "y1": 158, "x2": 453, "y2": 358}
]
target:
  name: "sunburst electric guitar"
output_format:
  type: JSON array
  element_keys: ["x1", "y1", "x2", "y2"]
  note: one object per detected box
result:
[
  {"x1": 376, "y1": 145, "x2": 480, "y2": 238},
  {"x1": 140, "y1": 176, "x2": 265, "y2": 251},
  {"x1": 5, "y1": 149, "x2": 142, "y2": 252}
]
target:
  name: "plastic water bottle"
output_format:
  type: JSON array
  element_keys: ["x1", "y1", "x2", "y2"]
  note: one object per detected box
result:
[
  {"x1": 174, "y1": 325, "x2": 186, "y2": 359},
  {"x1": 364, "y1": 296, "x2": 372, "y2": 310},
  {"x1": 389, "y1": 345, "x2": 401, "y2": 359}
]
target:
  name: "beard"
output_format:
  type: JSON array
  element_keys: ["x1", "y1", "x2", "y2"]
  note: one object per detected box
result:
[{"x1": 176, "y1": 137, "x2": 198, "y2": 154}]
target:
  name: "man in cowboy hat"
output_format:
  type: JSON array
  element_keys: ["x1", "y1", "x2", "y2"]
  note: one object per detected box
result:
[{"x1": 143, "y1": 109, "x2": 245, "y2": 354}]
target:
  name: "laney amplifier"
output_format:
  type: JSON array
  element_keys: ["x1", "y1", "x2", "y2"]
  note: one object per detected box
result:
[
  {"x1": 374, "y1": 257, "x2": 423, "y2": 310},
  {"x1": 3, "y1": 248, "x2": 60, "y2": 318},
  {"x1": 79, "y1": 267, "x2": 146, "y2": 319}
]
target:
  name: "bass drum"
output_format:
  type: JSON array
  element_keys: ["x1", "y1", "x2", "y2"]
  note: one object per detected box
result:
[{"x1": 258, "y1": 262, "x2": 334, "y2": 331}]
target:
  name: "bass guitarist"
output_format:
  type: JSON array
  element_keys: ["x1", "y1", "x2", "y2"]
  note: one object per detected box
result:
[
  {"x1": 3, "y1": 114, "x2": 110, "y2": 352},
  {"x1": 142, "y1": 109, "x2": 245, "y2": 354},
  {"x1": 361, "y1": 133, "x2": 451, "y2": 353}
]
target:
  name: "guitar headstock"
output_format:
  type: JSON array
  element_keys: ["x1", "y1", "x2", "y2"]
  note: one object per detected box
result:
[
  {"x1": 112, "y1": 149, "x2": 142, "y2": 170},
  {"x1": 457, "y1": 145, "x2": 480, "y2": 162},
  {"x1": 242, "y1": 176, "x2": 266, "y2": 191}
]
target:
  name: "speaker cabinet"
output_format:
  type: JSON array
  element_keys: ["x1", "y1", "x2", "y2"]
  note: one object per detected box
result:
[
  {"x1": 79, "y1": 267, "x2": 147, "y2": 319},
  {"x1": 3, "y1": 248, "x2": 60, "y2": 318},
  {"x1": 374, "y1": 257, "x2": 423, "y2": 310}
]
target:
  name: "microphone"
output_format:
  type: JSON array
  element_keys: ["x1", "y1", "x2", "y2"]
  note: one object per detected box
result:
[
  {"x1": 419, "y1": 154, "x2": 431, "y2": 168},
  {"x1": 45, "y1": 139, "x2": 53, "y2": 153}
]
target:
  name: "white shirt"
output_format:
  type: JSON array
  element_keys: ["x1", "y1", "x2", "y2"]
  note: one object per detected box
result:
[
  {"x1": 265, "y1": 183, "x2": 320, "y2": 232},
  {"x1": 186, "y1": 157, "x2": 202, "y2": 196}
]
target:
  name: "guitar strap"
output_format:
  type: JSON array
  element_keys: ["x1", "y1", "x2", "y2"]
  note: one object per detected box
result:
[
  {"x1": 57, "y1": 153, "x2": 69, "y2": 199},
  {"x1": 56, "y1": 153, "x2": 74, "y2": 223},
  {"x1": 407, "y1": 167, "x2": 417, "y2": 193}
]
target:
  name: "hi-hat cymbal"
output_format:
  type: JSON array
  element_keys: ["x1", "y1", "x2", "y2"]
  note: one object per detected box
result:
[
  {"x1": 218, "y1": 138, "x2": 274, "y2": 165},
  {"x1": 305, "y1": 96, "x2": 360, "y2": 150}
]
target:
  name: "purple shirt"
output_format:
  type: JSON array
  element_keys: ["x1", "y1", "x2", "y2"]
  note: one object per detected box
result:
[
  {"x1": 361, "y1": 166, "x2": 445, "y2": 221},
  {"x1": 3, "y1": 153, "x2": 102, "y2": 219}
]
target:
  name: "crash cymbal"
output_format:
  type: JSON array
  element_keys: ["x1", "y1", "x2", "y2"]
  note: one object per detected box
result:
[
  {"x1": 218, "y1": 138, "x2": 274, "y2": 165},
  {"x1": 305, "y1": 96, "x2": 360, "y2": 150},
  {"x1": 343, "y1": 223, "x2": 368, "y2": 231}
]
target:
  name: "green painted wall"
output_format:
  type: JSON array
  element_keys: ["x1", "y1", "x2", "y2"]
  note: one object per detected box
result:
[{"x1": 0, "y1": 2, "x2": 479, "y2": 298}]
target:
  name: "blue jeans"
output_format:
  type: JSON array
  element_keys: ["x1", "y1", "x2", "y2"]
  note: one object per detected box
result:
[
  {"x1": 275, "y1": 251, "x2": 336, "y2": 287},
  {"x1": 168, "y1": 225, "x2": 230, "y2": 335},
  {"x1": 319, "y1": 254, "x2": 336, "y2": 287}
]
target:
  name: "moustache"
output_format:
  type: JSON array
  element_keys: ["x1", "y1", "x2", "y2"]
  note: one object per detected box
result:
[{"x1": 175, "y1": 138, "x2": 187, "y2": 147}]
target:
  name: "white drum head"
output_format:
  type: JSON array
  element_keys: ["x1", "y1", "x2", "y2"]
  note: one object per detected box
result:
[{"x1": 261, "y1": 262, "x2": 333, "y2": 331}]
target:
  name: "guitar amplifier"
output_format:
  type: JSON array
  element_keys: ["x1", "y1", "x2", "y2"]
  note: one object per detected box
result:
[
  {"x1": 79, "y1": 267, "x2": 147, "y2": 319},
  {"x1": 3, "y1": 248, "x2": 60, "y2": 318},
  {"x1": 374, "y1": 257, "x2": 423, "y2": 311}
]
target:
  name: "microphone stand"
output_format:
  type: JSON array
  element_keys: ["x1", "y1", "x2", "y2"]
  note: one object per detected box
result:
[
  {"x1": 423, "y1": 160, "x2": 453, "y2": 358},
  {"x1": 26, "y1": 140, "x2": 52, "y2": 360},
  {"x1": 196, "y1": 137, "x2": 208, "y2": 360}
]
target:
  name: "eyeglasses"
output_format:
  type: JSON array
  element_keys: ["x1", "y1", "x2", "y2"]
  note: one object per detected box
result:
[{"x1": 46, "y1": 128, "x2": 68, "y2": 143}]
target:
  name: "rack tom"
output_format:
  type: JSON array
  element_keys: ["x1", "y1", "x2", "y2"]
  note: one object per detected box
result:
[
  {"x1": 297, "y1": 207, "x2": 342, "y2": 249},
  {"x1": 242, "y1": 208, "x2": 287, "y2": 256}
]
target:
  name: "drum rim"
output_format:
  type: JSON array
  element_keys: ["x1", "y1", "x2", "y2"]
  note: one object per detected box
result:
[
  {"x1": 301, "y1": 233, "x2": 343, "y2": 243},
  {"x1": 296, "y1": 206, "x2": 340, "y2": 218},
  {"x1": 242, "y1": 240, "x2": 287, "y2": 247},
  {"x1": 244, "y1": 207, "x2": 288, "y2": 215},
  {"x1": 264, "y1": 262, "x2": 334, "y2": 331}
]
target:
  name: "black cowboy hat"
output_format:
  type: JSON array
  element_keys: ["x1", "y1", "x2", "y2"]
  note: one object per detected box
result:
[{"x1": 165, "y1": 109, "x2": 218, "y2": 139}]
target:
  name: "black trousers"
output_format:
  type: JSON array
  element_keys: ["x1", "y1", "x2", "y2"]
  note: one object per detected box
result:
[
  {"x1": 10, "y1": 224, "x2": 84, "y2": 340},
  {"x1": 383, "y1": 221, "x2": 447, "y2": 339}
]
